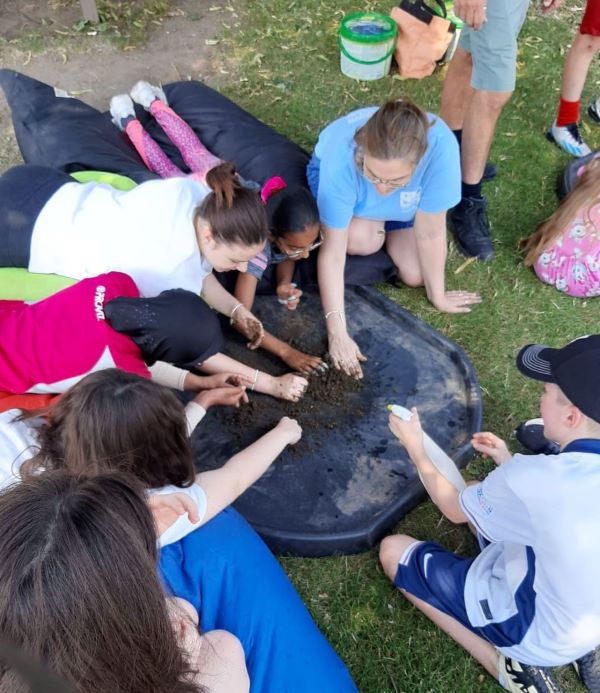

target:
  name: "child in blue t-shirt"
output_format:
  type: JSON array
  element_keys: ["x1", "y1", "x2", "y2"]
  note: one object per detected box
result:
[{"x1": 380, "y1": 335, "x2": 600, "y2": 692}]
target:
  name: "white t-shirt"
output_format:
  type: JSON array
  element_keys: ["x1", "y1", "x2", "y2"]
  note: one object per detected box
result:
[
  {"x1": 459, "y1": 444, "x2": 600, "y2": 665},
  {"x1": 0, "y1": 410, "x2": 39, "y2": 491},
  {"x1": 0, "y1": 410, "x2": 206, "y2": 546},
  {"x1": 30, "y1": 177, "x2": 212, "y2": 297},
  {"x1": 150, "y1": 483, "x2": 208, "y2": 548}
]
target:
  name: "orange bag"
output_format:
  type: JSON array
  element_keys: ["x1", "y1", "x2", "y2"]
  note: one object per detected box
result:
[{"x1": 390, "y1": 0, "x2": 455, "y2": 79}]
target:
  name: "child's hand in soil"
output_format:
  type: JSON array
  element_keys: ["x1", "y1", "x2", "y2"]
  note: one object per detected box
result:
[
  {"x1": 231, "y1": 305, "x2": 265, "y2": 349},
  {"x1": 471, "y1": 432, "x2": 512, "y2": 465},
  {"x1": 277, "y1": 283, "x2": 303, "y2": 311},
  {"x1": 388, "y1": 407, "x2": 425, "y2": 459},
  {"x1": 281, "y1": 345, "x2": 324, "y2": 374},
  {"x1": 193, "y1": 385, "x2": 248, "y2": 410},
  {"x1": 276, "y1": 373, "x2": 308, "y2": 402},
  {"x1": 276, "y1": 416, "x2": 302, "y2": 445}
]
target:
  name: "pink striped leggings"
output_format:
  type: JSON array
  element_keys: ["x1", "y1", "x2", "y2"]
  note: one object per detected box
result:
[{"x1": 125, "y1": 100, "x2": 222, "y2": 184}]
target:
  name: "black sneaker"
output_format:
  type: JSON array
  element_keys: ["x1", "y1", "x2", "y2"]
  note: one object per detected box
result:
[
  {"x1": 499, "y1": 653, "x2": 562, "y2": 693},
  {"x1": 574, "y1": 646, "x2": 600, "y2": 692},
  {"x1": 482, "y1": 161, "x2": 498, "y2": 183},
  {"x1": 588, "y1": 98, "x2": 600, "y2": 124},
  {"x1": 515, "y1": 418, "x2": 560, "y2": 456},
  {"x1": 448, "y1": 196, "x2": 495, "y2": 261}
]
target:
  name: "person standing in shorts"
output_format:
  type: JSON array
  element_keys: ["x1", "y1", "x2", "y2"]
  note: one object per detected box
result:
[
  {"x1": 547, "y1": 0, "x2": 600, "y2": 157},
  {"x1": 441, "y1": 0, "x2": 563, "y2": 261}
]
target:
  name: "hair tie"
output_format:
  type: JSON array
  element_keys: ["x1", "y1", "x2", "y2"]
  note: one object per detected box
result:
[{"x1": 260, "y1": 176, "x2": 287, "y2": 205}]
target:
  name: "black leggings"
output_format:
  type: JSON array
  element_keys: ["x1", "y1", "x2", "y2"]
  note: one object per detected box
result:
[{"x1": 0, "y1": 165, "x2": 72, "y2": 266}]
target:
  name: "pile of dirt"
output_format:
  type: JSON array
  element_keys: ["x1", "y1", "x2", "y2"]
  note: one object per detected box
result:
[{"x1": 221, "y1": 360, "x2": 364, "y2": 457}]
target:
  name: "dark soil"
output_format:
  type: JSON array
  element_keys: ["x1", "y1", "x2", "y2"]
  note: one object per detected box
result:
[
  {"x1": 218, "y1": 308, "x2": 364, "y2": 458},
  {"x1": 221, "y1": 351, "x2": 363, "y2": 458}
]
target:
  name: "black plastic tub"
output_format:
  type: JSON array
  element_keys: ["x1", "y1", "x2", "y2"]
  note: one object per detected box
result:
[{"x1": 192, "y1": 286, "x2": 482, "y2": 557}]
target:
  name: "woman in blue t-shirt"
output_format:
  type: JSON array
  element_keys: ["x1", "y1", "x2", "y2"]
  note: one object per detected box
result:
[{"x1": 308, "y1": 98, "x2": 481, "y2": 378}]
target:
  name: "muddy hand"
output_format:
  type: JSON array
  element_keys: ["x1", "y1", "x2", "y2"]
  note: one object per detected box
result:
[
  {"x1": 276, "y1": 373, "x2": 308, "y2": 401},
  {"x1": 282, "y1": 346, "x2": 324, "y2": 374},
  {"x1": 232, "y1": 304, "x2": 265, "y2": 349},
  {"x1": 327, "y1": 331, "x2": 367, "y2": 379}
]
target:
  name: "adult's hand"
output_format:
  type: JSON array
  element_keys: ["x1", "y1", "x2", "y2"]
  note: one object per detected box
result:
[
  {"x1": 328, "y1": 331, "x2": 367, "y2": 379},
  {"x1": 231, "y1": 304, "x2": 264, "y2": 349},
  {"x1": 431, "y1": 290, "x2": 481, "y2": 314},
  {"x1": 454, "y1": 0, "x2": 486, "y2": 30}
]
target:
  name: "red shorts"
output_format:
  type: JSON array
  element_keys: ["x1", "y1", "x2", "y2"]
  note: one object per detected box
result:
[{"x1": 581, "y1": 0, "x2": 600, "y2": 36}]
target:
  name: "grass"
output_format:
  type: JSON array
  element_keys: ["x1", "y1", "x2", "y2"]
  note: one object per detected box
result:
[
  {"x1": 217, "y1": 2, "x2": 599, "y2": 691},
  {"x1": 0, "y1": 1, "x2": 598, "y2": 690},
  {"x1": 0, "y1": 0, "x2": 173, "y2": 55}
]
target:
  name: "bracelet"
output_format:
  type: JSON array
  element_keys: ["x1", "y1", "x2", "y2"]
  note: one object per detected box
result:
[
  {"x1": 324, "y1": 309, "x2": 345, "y2": 322},
  {"x1": 230, "y1": 303, "x2": 243, "y2": 325},
  {"x1": 250, "y1": 369, "x2": 259, "y2": 391}
]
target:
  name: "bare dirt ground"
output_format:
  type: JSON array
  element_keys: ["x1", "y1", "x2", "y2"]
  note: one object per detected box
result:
[{"x1": 0, "y1": 0, "x2": 230, "y2": 167}]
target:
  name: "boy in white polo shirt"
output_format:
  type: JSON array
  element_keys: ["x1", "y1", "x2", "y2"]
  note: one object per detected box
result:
[{"x1": 380, "y1": 335, "x2": 600, "y2": 693}]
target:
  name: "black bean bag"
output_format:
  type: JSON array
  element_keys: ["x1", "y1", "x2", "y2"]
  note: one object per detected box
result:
[{"x1": 0, "y1": 68, "x2": 397, "y2": 287}]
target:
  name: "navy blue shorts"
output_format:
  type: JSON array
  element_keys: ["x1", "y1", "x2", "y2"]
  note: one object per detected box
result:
[
  {"x1": 394, "y1": 541, "x2": 474, "y2": 626},
  {"x1": 384, "y1": 220, "x2": 414, "y2": 232},
  {"x1": 394, "y1": 540, "x2": 536, "y2": 648}
]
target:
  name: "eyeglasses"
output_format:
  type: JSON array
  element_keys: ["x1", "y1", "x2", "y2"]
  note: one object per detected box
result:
[
  {"x1": 275, "y1": 231, "x2": 324, "y2": 259},
  {"x1": 361, "y1": 161, "x2": 413, "y2": 189}
]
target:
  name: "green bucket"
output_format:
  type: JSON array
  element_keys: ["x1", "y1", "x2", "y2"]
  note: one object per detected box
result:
[{"x1": 338, "y1": 12, "x2": 397, "y2": 81}]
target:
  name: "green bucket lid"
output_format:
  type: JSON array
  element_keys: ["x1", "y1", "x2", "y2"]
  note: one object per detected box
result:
[{"x1": 339, "y1": 12, "x2": 397, "y2": 43}]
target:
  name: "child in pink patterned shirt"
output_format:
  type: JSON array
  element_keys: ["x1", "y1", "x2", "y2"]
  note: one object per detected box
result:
[{"x1": 523, "y1": 158, "x2": 600, "y2": 297}]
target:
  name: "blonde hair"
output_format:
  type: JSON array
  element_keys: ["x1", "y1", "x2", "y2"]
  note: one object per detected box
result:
[
  {"x1": 354, "y1": 97, "x2": 431, "y2": 166},
  {"x1": 523, "y1": 158, "x2": 600, "y2": 266}
]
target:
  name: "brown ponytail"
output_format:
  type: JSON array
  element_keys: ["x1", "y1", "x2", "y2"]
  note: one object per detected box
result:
[
  {"x1": 354, "y1": 97, "x2": 431, "y2": 165},
  {"x1": 196, "y1": 162, "x2": 269, "y2": 247}
]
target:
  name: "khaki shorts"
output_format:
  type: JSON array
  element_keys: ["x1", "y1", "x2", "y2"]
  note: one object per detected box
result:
[{"x1": 458, "y1": 0, "x2": 529, "y2": 92}]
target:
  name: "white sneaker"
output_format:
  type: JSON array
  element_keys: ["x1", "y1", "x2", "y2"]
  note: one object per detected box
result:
[
  {"x1": 498, "y1": 652, "x2": 562, "y2": 693},
  {"x1": 109, "y1": 94, "x2": 135, "y2": 131},
  {"x1": 546, "y1": 121, "x2": 592, "y2": 157},
  {"x1": 130, "y1": 80, "x2": 168, "y2": 110}
]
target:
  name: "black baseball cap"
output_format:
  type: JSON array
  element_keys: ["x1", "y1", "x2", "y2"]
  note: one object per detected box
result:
[{"x1": 516, "y1": 335, "x2": 600, "y2": 423}]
